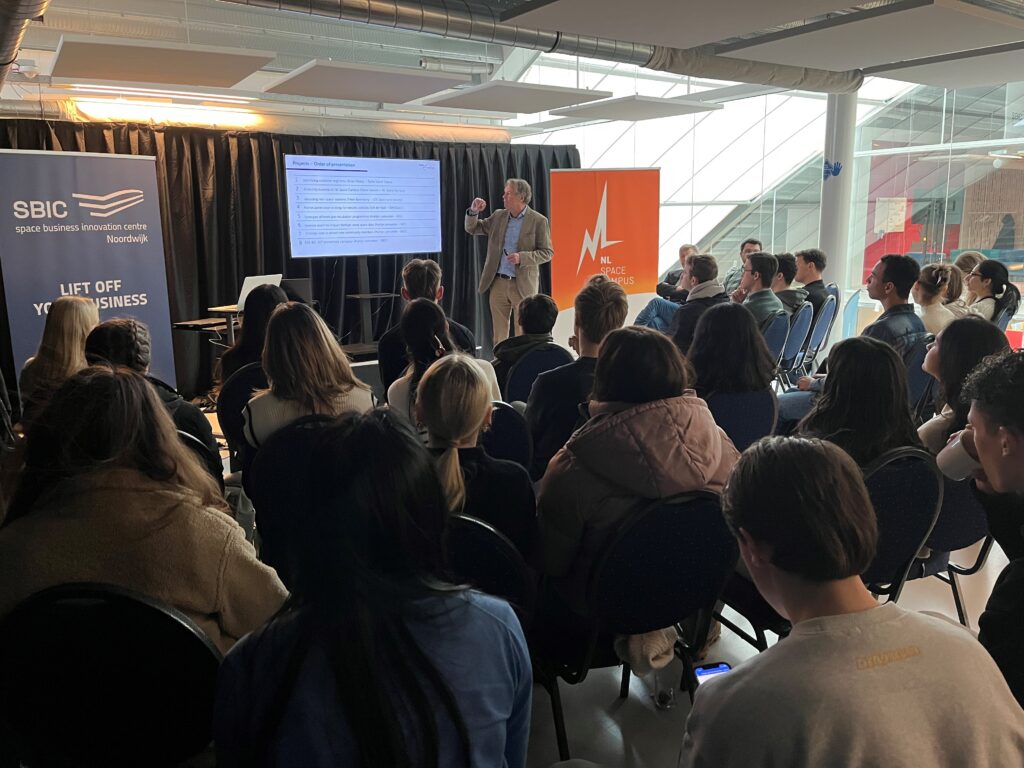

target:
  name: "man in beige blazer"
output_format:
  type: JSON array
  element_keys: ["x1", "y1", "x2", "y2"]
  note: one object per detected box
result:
[{"x1": 466, "y1": 178, "x2": 554, "y2": 346}]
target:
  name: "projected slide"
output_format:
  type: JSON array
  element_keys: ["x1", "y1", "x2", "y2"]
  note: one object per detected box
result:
[{"x1": 285, "y1": 155, "x2": 442, "y2": 258}]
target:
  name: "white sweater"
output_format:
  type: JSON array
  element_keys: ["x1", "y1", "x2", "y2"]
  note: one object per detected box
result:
[
  {"x1": 388, "y1": 359, "x2": 501, "y2": 428},
  {"x1": 243, "y1": 387, "x2": 374, "y2": 447},
  {"x1": 680, "y1": 603, "x2": 1024, "y2": 767}
]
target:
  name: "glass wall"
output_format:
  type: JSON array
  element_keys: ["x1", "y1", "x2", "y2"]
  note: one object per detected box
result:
[{"x1": 848, "y1": 83, "x2": 1024, "y2": 303}]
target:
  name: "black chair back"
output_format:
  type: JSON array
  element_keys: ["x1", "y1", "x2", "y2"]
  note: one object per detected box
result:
[
  {"x1": 479, "y1": 401, "x2": 532, "y2": 470},
  {"x1": 926, "y1": 477, "x2": 989, "y2": 553},
  {"x1": 705, "y1": 389, "x2": 777, "y2": 452},
  {"x1": 505, "y1": 344, "x2": 574, "y2": 403},
  {"x1": 0, "y1": 583, "x2": 221, "y2": 768},
  {"x1": 994, "y1": 292, "x2": 1020, "y2": 331},
  {"x1": 800, "y1": 294, "x2": 838, "y2": 372},
  {"x1": 177, "y1": 430, "x2": 225, "y2": 493},
  {"x1": 861, "y1": 447, "x2": 943, "y2": 600},
  {"x1": 216, "y1": 362, "x2": 268, "y2": 468},
  {"x1": 248, "y1": 414, "x2": 336, "y2": 587},
  {"x1": 589, "y1": 492, "x2": 737, "y2": 636},
  {"x1": 447, "y1": 515, "x2": 536, "y2": 624}
]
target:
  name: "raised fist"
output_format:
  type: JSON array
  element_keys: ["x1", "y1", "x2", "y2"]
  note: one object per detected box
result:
[{"x1": 469, "y1": 198, "x2": 487, "y2": 214}]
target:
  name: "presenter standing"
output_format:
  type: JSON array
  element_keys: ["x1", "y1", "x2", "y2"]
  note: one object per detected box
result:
[{"x1": 466, "y1": 178, "x2": 554, "y2": 346}]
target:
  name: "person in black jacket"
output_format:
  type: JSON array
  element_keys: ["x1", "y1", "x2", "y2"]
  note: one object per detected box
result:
[
  {"x1": 416, "y1": 353, "x2": 537, "y2": 561},
  {"x1": 85, "y1": 318, "x2": 218, "y2": 459},
  {"x1": 795, "y1": 248, "x2": 830, "y2": 321},
  {"x1": 634, "y1": 243, "x2": 699, "y2": 331},
  {"x1": 218, "y1": 284, "x2": 287, "y2": 384},
  {"x1": 668, "y1": 253, "x2": 729, "y2": 355},
  {"x1": 490, "y1": 293, "x2": 558, "y2": 392},
  {"x1": 526, "y1": 275, "x2": 628, "y2": 480},
  {"x1": 954, "y1": 350, "x2": 1024, "y2": 708},
  {"x1": 378, "y1": 259, "x2": 475, "y2": 397}
]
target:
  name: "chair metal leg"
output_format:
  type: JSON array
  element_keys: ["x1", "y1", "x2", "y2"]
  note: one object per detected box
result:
[
  {"x1": 619, "y1": 664, "x2": 631, "y2": 699},
  {"x1": 549, "y1": 677, "x2": 570, "y2": 761},
  {"x1": 948, "y1": 569, "x2": 969, "y2": 626}
]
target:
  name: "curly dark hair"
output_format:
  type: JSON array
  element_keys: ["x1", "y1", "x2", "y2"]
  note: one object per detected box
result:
[
  {"x1": 962, "y1": 349, "x2": 1024, "y2": 433},
  {"x1": 85, "y1": 318, "x2": 152, "y2": 373}
]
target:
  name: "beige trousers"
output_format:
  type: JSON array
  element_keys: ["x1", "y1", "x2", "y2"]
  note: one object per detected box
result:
[{"x1": 489, "y1": 276, "x2": 525, "y2": 346}]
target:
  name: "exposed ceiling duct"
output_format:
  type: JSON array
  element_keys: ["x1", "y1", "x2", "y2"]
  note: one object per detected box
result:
[
  {"x1": 0, "y1": 0, "x2": 52, "y2": 87},
  {"x1": 216, "y1": 0, "x2": 864, "y2": 93}
]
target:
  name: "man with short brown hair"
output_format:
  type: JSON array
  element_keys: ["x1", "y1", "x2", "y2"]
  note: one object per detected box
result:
[{"x1": 526, "y1": 275, "x2": 627, "y2": 479}]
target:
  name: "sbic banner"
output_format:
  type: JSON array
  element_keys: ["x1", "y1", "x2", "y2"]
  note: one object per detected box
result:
[
  {"x1": 0, "y1": 150, "x2": 174, "y2": 387},
  {"x1": 548, "y1": 168, "x2": 660, "y2": 310}
]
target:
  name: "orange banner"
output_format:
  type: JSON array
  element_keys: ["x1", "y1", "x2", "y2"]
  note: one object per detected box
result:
[{"x1": 549, "y1": 168, "x2": 660, "y2": 310}]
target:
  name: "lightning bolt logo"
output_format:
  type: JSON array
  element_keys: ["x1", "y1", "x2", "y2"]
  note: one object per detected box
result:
[{"x1": 577, "y1": 183, "x2": 622, "y2": 275}]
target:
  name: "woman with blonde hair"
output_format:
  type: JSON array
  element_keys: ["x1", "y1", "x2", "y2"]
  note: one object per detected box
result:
[
  {"x1": 0, "y1": 366, "x2": 286, "y2": 652},
  {"x1": 19, "y1": 296, "x2": 99, "y2": 418},
  {"x1": 416, "y1": 354, "x2": 536, "y2": 558},
  {"x1": 243, "y1": 302, "x2": 373, "y2": 448},
  {"x1": 913, "y1": 263, "x2": 956, "y2": 333}
]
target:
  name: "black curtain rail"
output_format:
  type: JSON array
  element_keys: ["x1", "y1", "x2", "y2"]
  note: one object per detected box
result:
[{"x1": 0, "y1": 120, "x2": 580, "y2": 398}]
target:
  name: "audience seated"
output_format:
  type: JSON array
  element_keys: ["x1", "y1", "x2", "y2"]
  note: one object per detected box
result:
[
  {"x1": 0, "y1": 366, "x2": 285, "y2": 652},
  {"x1": 667, "y1": 253, "x2": 728, "y2": 355},
  {"x1": 913, "y1": 264, "x2": 956, "y2": 334},
  {"x1": 537, "y1": 326, "x2": 739, "y2": 615},
  {"x1": 416, "y1": 354, "x2": 537, "y2": 560},
  {"x1": 966, "y1": 260, "x2": 1020, "y2": 323},
  {"x1": 795, "y1": 337, "x2": 920, "y2": 466},
  {"x1": 955, "y1": 250, "x2": 986, "y2": 309},
  {"x1": 634, "y1": 243, "x2": 698, "y2": 331},
  {"x1": 687, "y1": 303, "x2": 776, "y2": 400},
  {"x1": 772, "y1": 253, "x2": 808, "y2": 316},
  {"x1": 18, "y1": 295, "x2": 98, "y2": 421},
  {"x1": 388, "y1": 299, "x2": 499, "y2": 434},
  {"x1": 491, "y1": 293, "x2": 559, "y2": 391},
  {"x1": 794, "y1": 248, "x2": 829, "y2": 319},
  {"x1": 679, "y1": 437, "x2": 1024, "y2": 767},
  {"x1": 721, "y1": 238, "x2": 763, "y2": 295},
  {"x1": 218, "y1": 284, "x2": 287, "y2": 383},
  {"x1": 214, "y1": 409, "x2": 532, "y2": 767},
  {"x1": 244, "y1": 302, "x2": 373, "y2": 448},
  {"x1": 86, "y1": 318, "x2": 219, "y2": 459},
  {"x1": 918, "y1": 317, "x2": 1008, "y2": 453},
  {"x1": 378, "y1": 259, "x2": 476, "y2": 395},
  {"x1": 780, "y1": 254, "x2": 928, "y2": 425},
  {"x1": 733, "y1": 252, "x2": 784, "y2": 329},
  {"x1": 526, "y1": 275, "x2": 627, "y2": 480}
]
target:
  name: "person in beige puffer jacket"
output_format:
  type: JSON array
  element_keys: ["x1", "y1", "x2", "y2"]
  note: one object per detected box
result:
[{"x1": 538, "y1": 326, "x2": 740, "y2": 616}]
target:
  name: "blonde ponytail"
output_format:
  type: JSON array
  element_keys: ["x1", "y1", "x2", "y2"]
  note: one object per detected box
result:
[{"x1": 415, "y1": 354, "x2": 493, "y2": 512}]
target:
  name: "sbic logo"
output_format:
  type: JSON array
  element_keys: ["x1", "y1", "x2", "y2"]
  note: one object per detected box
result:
[{"x1": 13, "y1": 200, "x2": 68, "y2": 219}]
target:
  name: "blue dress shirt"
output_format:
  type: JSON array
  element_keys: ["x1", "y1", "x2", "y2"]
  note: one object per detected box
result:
[{"x1": 499, "y1": 208, "x2": 527, "y2": 278}]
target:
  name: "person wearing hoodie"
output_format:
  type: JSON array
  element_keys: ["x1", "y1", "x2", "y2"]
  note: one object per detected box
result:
[
  {"x1": 668, "y1": 253, "x2": 729, "y2": 355},
  {"x1": 537, "y1": 326, "x2": 740, "y2": 615},
  {"x1": 772, "y1": 253, "x2": 809, "y2": 318}
]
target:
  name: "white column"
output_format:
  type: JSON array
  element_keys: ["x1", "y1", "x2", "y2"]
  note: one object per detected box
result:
[{"x1": 818, "y1": 91, "x2": 858, "y2": 289}]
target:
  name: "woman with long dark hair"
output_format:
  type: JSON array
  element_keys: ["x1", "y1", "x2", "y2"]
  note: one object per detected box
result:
[
  {"x1": 218, "y1": 284, "x2": 288, "y2": 382},
  {"x1": 796, "y1": 336, "x2": 921, "y2": 465},
  {"x1": 0, "y1": 366, "x2": 285, "y2": 651},
  {"x1": 388, "y1": 299, "x2": 499, "y2": 431},
  {"x1": 966, "y1": 260, "x2": 1020, "y2": 323},
  {"x1": 687, "y1": 302, "x2": 776, "y2": 399},
  {"x1": 918, "y1": 316, "x2": 1010, "y2": 453},
  {"x1": 215, "y1": 409, "x2": 532, "y2": 767}
]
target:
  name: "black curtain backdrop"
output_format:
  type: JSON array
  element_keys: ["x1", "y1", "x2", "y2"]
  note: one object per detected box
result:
[{"x1": 0, "y1": 120, "x2": 580, "y2": 398}]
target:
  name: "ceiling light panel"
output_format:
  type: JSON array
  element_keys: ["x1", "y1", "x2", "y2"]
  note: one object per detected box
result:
[
  {"x1": 421, "y1": 81, "x2": 612, "y2": 113},
  {"x1": 264, "y1": 60, "x2": 471, "y2": 104}
]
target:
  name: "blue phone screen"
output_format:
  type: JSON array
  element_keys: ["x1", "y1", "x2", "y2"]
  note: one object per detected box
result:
[{"x1": 694, "y1": 663, "x2": 732, "y2": 683}]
